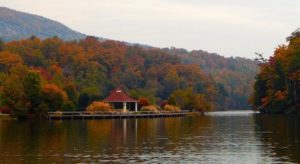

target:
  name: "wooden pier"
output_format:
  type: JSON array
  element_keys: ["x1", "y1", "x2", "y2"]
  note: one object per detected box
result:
[{"x1": 47, "y1": 111, "x2": 187, "y2": 120}]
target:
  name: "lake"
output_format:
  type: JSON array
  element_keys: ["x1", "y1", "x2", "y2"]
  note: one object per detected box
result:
[{"x1": 0, "y1": 111, "x2": 299, "y2": 163}]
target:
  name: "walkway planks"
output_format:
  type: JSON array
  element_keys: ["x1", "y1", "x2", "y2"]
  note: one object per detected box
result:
[{"x1": 47, "y1": 111, "x2": 187, "y2": 120}]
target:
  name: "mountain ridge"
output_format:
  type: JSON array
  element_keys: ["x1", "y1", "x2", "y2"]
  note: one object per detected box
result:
[{"x1": 0, "y1": 7, "x2": 86, "y2": 41}]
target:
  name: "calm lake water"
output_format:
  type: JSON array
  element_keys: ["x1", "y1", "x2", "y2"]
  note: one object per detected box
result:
[{"x1": 0, "y1": 111, "x2": 299, "y2": 163}]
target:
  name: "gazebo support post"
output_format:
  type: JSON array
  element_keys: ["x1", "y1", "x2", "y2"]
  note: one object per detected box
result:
[
  {"x1": 123, "y1": 102, "x2": 127, "y2": 112},
  {"x1": 135, "y1": 102, "x2": 138, "y2": 112}
]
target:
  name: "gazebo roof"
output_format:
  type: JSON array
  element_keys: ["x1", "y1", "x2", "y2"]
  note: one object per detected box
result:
[{"x1": 103, "y1": 88, "x2": 138, "y2": 103}]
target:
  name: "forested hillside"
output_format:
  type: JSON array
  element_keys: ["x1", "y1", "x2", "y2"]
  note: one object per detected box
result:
[
  {"x1": 0, "y1": 7, "x2": 85, "y2": 41},
  {"x1": 0, "y1": 36, "x2": 222, "y2": 117},
  {"x1": 250, "y1": 30, "x2": 300, "y2": 114},
  {"x1": 164, "y1": 48, "x2": 258, "y2": 110},
  {"x1": 0, "y1": 35, "x2": 260, "y2": 118}
]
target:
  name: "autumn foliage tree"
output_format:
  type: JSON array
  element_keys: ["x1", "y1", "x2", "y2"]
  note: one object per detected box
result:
[
  {"x1": 0, "y1": 51, "x2": 23, "y2": 72},
  {"x1": 40, "y1": 84, "x2": 69, "y2": 112},
  {"x1": 168, "y1": 88, "x2": 213, "y2": 112},
  {"x1": 23, "y1": 71, "x2": 42, "y2": 113},
  {"x1": 250, "y1": 29, "x2": 300, "y2": 114}
]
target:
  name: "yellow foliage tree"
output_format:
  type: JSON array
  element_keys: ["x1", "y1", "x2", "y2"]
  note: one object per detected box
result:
[
  {"x1": 163, "y1": 104, "x2": 181, "y2": 112},
  {"x1": 86, "y1": 101, "x2": 113, "y2": 113},
  {"x1": 0, "y1": 51, "x2": 23, "y2": 72},
  {"x1": 40, "y1": 83, "x2": 69, "y2": 111},
  {"x1": 193, "y1": 94, "x2": 213, "y2": 113},
  {"x1": 140, "y1": 105, "x2": 159, "y2": 112}
]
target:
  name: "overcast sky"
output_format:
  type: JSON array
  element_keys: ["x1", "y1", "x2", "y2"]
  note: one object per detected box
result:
[{"x1": 2, "y1": 0, "x2": 299, "y2": 58}]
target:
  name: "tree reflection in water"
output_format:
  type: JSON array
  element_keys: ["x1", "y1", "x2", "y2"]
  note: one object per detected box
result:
[{"x1": 255, "y1": 115, "x2": 300, "y2": 163}]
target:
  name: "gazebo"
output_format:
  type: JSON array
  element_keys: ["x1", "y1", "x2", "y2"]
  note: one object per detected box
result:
[{"x1": 103, "y1": 88, "x2": 138, "y2": 112}]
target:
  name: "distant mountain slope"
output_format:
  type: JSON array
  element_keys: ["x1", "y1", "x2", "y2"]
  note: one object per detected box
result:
[
  {"x1": 164, "y1": 48, "x2": 259, "y2": 110},
  {"x1": 0, "y1": 7, "x2": 85, "y2": 41}
]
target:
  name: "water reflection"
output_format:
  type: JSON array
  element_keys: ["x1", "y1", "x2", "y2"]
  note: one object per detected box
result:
[
  {"x1": 255, "y1": 115, "x2": 300, "y2": 163},
  {"x1": 0, "y1": 113, "x2": 299, "y2": 163}
]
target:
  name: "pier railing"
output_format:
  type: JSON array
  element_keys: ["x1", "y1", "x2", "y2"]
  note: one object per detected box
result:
[{"x1": 47, "y1": 111, "x2": 188, "y2": 120}]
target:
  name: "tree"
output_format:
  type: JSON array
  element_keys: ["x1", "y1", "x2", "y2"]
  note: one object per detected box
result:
[
  {"x1": 161, "y1": 69, "x2": 181, "y2": 99},
  {"x1": 40, "y1": 84, "x2": 69, "y2": 111},
  {"x1": 0, "y1": 51, "x2": 23, "y2": 72},
  {"x1": 251, "y1": 29, "x2": 300, "y2": 114},
  {"x1": 1, "y1": 77, "x2": 29, "y2": 117},
  {"x1": 78, "y1": 93, "x2": 91, "y2": 110},
  {"x1": 192, "y1": 94, "x2": 212, "y2": 113},
  {"x1": 252, "y1": 75, "x2": 267, "y2": 109},
  {"x1": 168, "y1": 88, "x2": 194, "y2": 110},
  {"x1": 0, "y1": 38, "x2": 4, "y2": 51},
  {"x1": 0, "y1": 65, "x2": 30, "y2": 117},
  {"x1": 64, "y1": 82, "x2": 79, "y2": 108},
  {"x1": 23, "y1": 71, "x2": 42, "y2": 113}
]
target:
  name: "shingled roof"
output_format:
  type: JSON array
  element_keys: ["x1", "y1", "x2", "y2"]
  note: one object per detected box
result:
[{"x1": 103, "y1": 88, "x2": 138, "y2": 103}]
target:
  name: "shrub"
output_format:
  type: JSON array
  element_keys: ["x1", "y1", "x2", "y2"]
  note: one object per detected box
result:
[
  {"x1": 62, "y1": 101, "x2": 76, "y2": 111},
  {"x1": 0, "y1": 105, "x2": 11, "y2": 114},
  {"x1": 159, "y1": 101, "x2": 168, "y2": 109},
  {"x1": 139, "y1": 98, "x2": 150, "y2": 107},
  {"x1": 163, "y1": 104, "x2": 181, "y2": 112},
  {"x1": 86, "y1": 101, "x2": 113, "y2": 113},
  {"x1": 140, "y1": 105, "x2": 159, "y2": 112}
]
